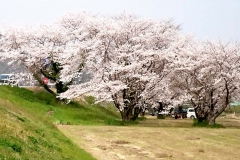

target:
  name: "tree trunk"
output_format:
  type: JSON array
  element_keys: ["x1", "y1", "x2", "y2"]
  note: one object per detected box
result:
[
  {"x1": 32, "y1": 70, "x2": 56, "y2": 96},
  {"x1": 131, "y1": 107, "x2": 140, "y2": 121},
  {"x1": 208, "y1": 116, "x2": 216, "y2": 125},
  {"x1": 120, "y1": 111, "x2": 128, "y2": 122},
  {"x1": 43, "y1": 84, "x2": 56, "y2": 96},
  {"x1": 198, "y1": 117, "x2": 204, "y2": 123},
  {"x1": 208, "y1": 108, "x2": 216, "y2": 125},
  {"x1": 120, "y1": 107, "x2": 141, "y2": 122}
]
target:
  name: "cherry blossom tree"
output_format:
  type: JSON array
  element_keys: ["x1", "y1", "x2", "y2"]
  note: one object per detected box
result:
[
  {"x1": 0, "y1": 13, "x2": 98, "y2": 100},
  {"x1": 167, "y1": 40, "x2": 240, "y2": 125},
  {"x1": 61, "y1": 13, "x2": 187, "y2": 121},
  {"x1": 2, "y1": 12, "x2": 238, "y2": 124}
]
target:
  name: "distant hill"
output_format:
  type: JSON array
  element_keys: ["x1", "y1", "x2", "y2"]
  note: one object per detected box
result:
[{"x1": 0, "y1": 61, "x2": 25, "y2": 74}]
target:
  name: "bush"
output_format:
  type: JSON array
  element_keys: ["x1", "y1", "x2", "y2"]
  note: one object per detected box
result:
[
  {"x1": 157, "y1": 114, "x2": 166, "y2": 119},
  {"x1": 192, "y1": 119, "x2": 225, "y2": 128}
]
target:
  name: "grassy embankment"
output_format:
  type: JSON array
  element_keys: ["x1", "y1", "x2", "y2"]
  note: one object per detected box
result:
[
  {"x1": 0, "y1": 85, "x2": 121, "y2": 159},
  {"x1": 2, "y1": 85, "x2": 240, "y2": 160}
]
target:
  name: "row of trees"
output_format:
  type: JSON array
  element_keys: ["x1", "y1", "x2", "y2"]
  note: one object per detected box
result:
[{"x1": 0, "y1": 13, "x2": 240, "y2": 124}]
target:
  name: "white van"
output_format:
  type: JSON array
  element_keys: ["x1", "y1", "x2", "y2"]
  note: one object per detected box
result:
[
  {"x1": 0, "y1": 74, "x2": 19, "y2": 86},
  {"x1": 187, "y1": 108, "x2": 196, "y2": 119}
]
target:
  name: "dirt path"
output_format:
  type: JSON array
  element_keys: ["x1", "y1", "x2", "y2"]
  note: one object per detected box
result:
[{"x1": 57, "y1": 117, "x2": 240, "y2": 160}]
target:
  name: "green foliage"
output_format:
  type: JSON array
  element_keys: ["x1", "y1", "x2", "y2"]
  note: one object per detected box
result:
[
  {"x1": 104, "y1": 116, "x2": 146, "y2": 126},
  {"x1": 157, "y1": 114, "x2": 166, "y2": 119},
  {"x1": 137, "y1": 116, "x2": 147, "y2": 121},
  {"x1": 28, "y1": 136, "x2": 38, "y2": 144},
  {"x1": 121, "y1": 121, "x2": 140, "y2": 126},
  {"x1": 0, "y1": 139, "x2": 22, "y2": 153},
  {"x1": 104, "y1": 118, "x2": 124, "y2": 125},
  {"x1": 11, "y1": 144, "x2": 22, "y2": 153},
  {"x1": 15, "y1": 115, "x2": 26, "y2": 122},
  {"x1": 192, "y1": 119, "x2": 225, "y2": 128}
]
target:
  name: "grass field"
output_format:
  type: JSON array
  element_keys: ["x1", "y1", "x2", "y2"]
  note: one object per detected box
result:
[
  {"x1": 0, "y1": 86, "x2": 120, "y2": 159},
  {"x1": 1, "y1": 85, "x2": 240, "y2": 160},
  {"x1": 58, "y1": 116, "x2": 240, "y2": 160}
]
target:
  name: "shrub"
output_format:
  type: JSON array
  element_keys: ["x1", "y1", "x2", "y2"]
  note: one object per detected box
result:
[
  {"x1": 157, "y1": 114, "x2": 166, "y2": 119},
  {"x1": 192, "y1": 119, "x2": 225, "y2": 128}
]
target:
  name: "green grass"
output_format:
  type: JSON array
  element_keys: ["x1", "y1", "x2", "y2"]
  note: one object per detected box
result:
[
  {"x1": 1, "y1": 86, "x2": 121, "y2": 125},
  {"x1": 0, "y1": 85, "x2": 121, "y2": 159},
  {"x1": 192, "y1": 119, "x2": 225, "y2": 128}
]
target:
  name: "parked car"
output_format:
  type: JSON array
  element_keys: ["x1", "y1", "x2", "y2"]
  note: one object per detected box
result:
[
  {"x1": 0, "y1": 74, "x2": 19, "y2": 86},
  {"x1": 187, "y1": 108, "x2": 196, "y2": 119},
  {"x1": 158, "y1": 109, "x2": 169, "y2": 115},
  {"x1": 150, "y1": 108, "x2": 158, "y2": 116}
]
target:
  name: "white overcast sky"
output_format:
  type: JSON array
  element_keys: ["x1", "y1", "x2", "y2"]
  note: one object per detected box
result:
[{"x1": 0, "y1": 0, "x2": 239, "y2": 41}]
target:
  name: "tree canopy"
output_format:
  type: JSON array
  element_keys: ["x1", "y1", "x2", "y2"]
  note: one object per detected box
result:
[{"x1": 0, "y1": 12, "x2": 240, "y2": 124}]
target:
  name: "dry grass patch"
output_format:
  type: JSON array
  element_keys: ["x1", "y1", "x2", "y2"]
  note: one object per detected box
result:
[{"x1": 57, "y1": 117, "x2": 240, "y2": 160}]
